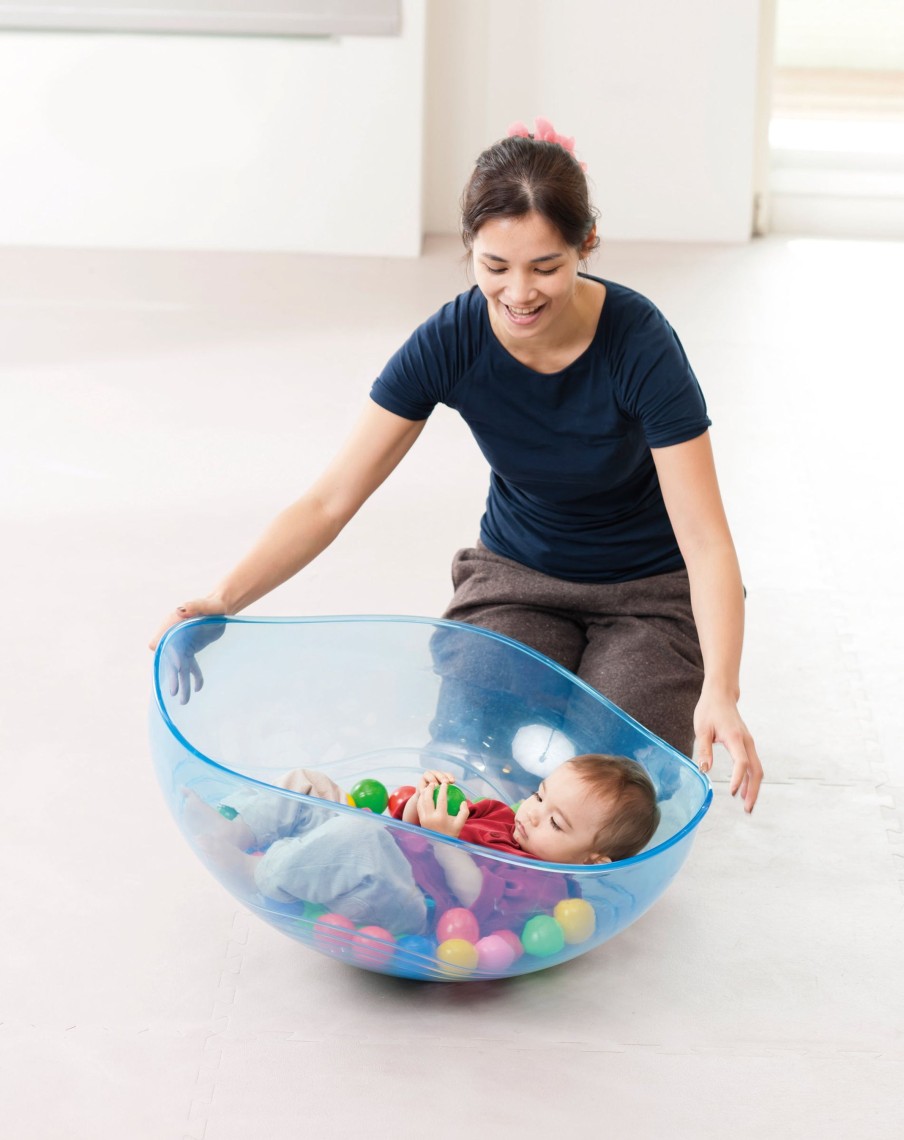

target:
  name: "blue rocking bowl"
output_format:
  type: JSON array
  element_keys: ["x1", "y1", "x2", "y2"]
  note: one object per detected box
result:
[{"x1": 150, "y1": 616, "x2": 711, "y2": 981}]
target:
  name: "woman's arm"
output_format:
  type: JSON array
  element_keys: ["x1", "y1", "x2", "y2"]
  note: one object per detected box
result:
[
  {"x1": 150, "y1": 401, "x2": 426, "y2": 648},
  {"x1": 651, "y1": 431, "x2": 764, "y2": 812}
]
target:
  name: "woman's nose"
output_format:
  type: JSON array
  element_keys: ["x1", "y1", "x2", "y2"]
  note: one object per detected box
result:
[{"x1": 506, "y1": 273, "x2": 536, "y2": 303}]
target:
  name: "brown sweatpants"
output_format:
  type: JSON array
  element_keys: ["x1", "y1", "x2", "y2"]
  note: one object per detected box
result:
[{"x1": 441, "y1": 543, "x2": 704, "y2": 757}]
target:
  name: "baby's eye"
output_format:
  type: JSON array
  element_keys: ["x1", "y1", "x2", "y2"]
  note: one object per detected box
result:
[
  {"x1": 533, "y1": 791, "x2": 542, "y2": 803},
  {"x1": 550, "y1": 817, "x2": 562, "y2": 831}
]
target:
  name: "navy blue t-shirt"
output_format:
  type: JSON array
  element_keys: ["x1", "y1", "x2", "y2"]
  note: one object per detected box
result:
[{"x1": 370, "y1": 275, "x2": 711, "y2": 582}]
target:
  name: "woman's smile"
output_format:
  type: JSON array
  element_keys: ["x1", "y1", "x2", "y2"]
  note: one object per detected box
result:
[{"x1": 503, "y1": 301, "x2": 547, "y2": 326}]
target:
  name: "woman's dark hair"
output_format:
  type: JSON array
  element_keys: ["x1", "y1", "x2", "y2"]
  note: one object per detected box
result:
[{"x1": 461, "y1": 134, "x2": 599, "y2": 254}]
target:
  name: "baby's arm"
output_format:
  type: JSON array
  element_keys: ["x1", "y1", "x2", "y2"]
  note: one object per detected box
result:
[{"x1": 404, "y1": 776, "x2": 482, "y2": 907}]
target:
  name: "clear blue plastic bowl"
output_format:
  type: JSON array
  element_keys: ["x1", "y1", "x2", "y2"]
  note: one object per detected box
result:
[{"x1": 150, "y1": 616, "x2": 711, "y2": 981}]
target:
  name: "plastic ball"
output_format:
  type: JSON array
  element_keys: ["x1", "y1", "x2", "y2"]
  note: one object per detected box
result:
[
  {"x1": 494, "y1": 929, "x2": 524, "y2": 961},
  {"x1": 350, "y1": 778, "x2": 389, "y2": 814},
  {"x1": 520, "y1": 915, "x2": 566, "y2": 958},
  {"x1": 437, "y1": 938, "x2": 479, "y2": 975},
  {"x1": 351, "y1": 925, "x2": 396, "y2": 967},
  {"x1": 392, "y1": 934, "x2": 437, "y2": 980},
  {"x1": 475, "y1": 934, "x2": 516, "y2": 973},
  {"x1": 554, "y1": 898, "x2": 596, "y2": 944},
  {"x1": 433, "y1": 783, "x2": 466, "y2": 816},
  {"x1": 388, "y1": 785, "x2": 416, "y2": 815},
  {"x1": 394, "y1": 934, "x2": 436, "y2": 962},
  {"x1": 436, "y1": 907, "x2": 480, "y2": 944},
  {"x1": 299, "y1": 901, "x2": 329, "y2": 923},
  {"x1": 312, "y1": 913, "x2": 357, "y2": 958}
]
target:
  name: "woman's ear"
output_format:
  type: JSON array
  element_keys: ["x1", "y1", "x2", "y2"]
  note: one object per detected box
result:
[{"x1": 580, "y1": 226, "x2": 598, "y2": 259}]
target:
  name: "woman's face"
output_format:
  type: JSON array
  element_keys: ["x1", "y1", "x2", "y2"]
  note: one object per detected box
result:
[{"x1": 471, "y1": 211, "x2": 589, "y2": 345}]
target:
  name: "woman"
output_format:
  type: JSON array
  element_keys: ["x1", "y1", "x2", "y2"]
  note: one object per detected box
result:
[{"x1": 151, "y1": 119, "x2": 763, "y2": 812}]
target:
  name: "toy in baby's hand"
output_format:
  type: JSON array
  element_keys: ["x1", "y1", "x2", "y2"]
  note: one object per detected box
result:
[
  {"x1": 433, "y1": 782, "x2": 466, "y2": 816},
  {"x1": 511, "y1": 723, "x2": 576, "y2": 778}
]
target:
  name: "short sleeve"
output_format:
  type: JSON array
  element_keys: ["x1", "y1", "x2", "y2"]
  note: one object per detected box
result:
[
  {"x1": 370, "y1": 291, "x2": 479, "y2": 421},
  {"x1": 612, "y1": 301, "x2": 711, "y2": 448}
]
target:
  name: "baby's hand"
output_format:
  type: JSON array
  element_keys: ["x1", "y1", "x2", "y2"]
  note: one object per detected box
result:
[
  {"x1": 416, "y1": 769, "x2": 457, "y2": 791},
  {"x1": 414, "y1": 780, "x2": 469, "y2": 839},
  {"x1": 401, "y1": 771, "x2": 459, "y2": 825}
]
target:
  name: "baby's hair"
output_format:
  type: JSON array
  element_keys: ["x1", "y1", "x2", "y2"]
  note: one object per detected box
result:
[
  {"x1": 460, "y1": 133, "x2": 600, "y2": 255},
  {"x1": 567, "y1": 753, "x2": 660, "y2": 861}
]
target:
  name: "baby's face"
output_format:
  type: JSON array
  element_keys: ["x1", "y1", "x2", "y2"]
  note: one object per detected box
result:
[{"x1": 512, "y1": 763, "x2": 611, "y2": 864}]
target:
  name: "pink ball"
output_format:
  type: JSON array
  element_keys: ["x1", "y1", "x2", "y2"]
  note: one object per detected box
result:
[
  {"x1": 351, "y1": 925, "x2": 396, "y2": 967},
  {"x1": 312, "y1": 913, "x2": 356, "y2": 958},
  {"x1": 475, "y1": 934, "x2": 517, "y2": 974},
  {"x1": 436, "y1": 907, "x2": 480, "y2": 944},
  {"x1": 493, "y1": 929, "x2": 524, "y2": 961}
]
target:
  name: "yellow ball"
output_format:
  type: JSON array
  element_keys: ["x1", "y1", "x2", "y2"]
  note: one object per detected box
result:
[
  {"x1": 437, "y1": 938, "x2": 479, "y2": 975},
  {"x1": 346, "y1": 793, "x2": 356, "y2": 806},
  {"x1": 553, "y1": 899, "x2": 596, "y2": 944}
]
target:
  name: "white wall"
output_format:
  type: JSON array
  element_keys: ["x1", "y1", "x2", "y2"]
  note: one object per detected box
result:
[
  {"x1": 0, "y1": 0, "x2": 765, "y2": 251},
  {"x1": 425, "y1": 0, "x2": 765, "y2": 243},
  {"x1": 0, "y1": 2, "x2": 425, "y2": 254}
]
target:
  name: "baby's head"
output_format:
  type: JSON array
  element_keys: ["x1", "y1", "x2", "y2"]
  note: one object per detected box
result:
[{"x1": 511, "y1": 754, "x2": 660, "y2": 864}]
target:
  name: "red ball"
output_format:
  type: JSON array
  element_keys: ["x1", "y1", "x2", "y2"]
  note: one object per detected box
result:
[
  {"x1": 312, "y1": 913, "x2": 356, "y2": 958},
  {"x1": 351, "y1": 925, "x2": 396, "y2": 967},
  {"x1": 436, "y1": 907, "x2": 480, "y2": 944},
  {"x1": 388, "y1": 785, "x2": 416, "y2": 815}
]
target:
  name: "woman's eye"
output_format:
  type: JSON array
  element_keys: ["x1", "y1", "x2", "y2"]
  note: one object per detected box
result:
[
  {"x1": 536, "y1": 267, "x2": 560, "y2": 276},
  {"x1": 483, "y1": 266, "x2": 506, "y2": 274}
]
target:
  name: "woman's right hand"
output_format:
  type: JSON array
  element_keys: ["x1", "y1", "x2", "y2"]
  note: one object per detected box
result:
[
  {"x1": 149, "y1": 594, "x2": 228, "y2": 652},
  {"x1": 149, "y1": 594, "x2": 228, "y2": 705}
]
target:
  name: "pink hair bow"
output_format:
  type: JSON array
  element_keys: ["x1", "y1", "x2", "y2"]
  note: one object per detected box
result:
[{"x1": 507, "y1": 117, "x2": 587, "y2": 171}]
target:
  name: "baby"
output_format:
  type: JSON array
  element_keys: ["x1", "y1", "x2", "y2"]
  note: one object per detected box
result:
[{"x1": 188, "y1": 754, "x2": 659, "y2": 937}]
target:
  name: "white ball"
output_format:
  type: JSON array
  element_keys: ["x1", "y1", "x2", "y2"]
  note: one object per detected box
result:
[{"x1": 511, "y1": 724, "x2": 576, "y2": 777}]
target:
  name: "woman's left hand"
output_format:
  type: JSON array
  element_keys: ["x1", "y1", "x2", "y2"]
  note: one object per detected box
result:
[{"x1": 693, "y1": 690, "x2": 763, "y2": 813}]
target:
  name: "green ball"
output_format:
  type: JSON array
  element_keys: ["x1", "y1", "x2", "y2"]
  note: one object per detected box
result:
[
  {"x1": 350, "y1": 778, "x2": 389, "y2": 814},
  {"x1": 433, "y1": 783, "x2": 466, "y2": 816},
  {"x1": 521, "y1": 915, "x2": 566, "y2": 958}
]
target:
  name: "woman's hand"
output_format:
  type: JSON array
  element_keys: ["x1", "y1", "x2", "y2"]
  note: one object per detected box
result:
[
  {"x1": 693, "y1": 688, "x2": 763, "y2": 813},
  {"x1": 149, "y1": 594, "x2": 228, "y2": 652},
  {"x1": 150, "y1": 595, "x2": 228, "y2": 705}
]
